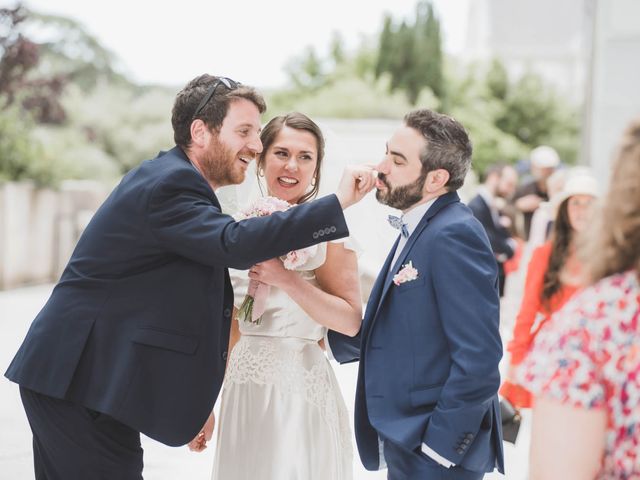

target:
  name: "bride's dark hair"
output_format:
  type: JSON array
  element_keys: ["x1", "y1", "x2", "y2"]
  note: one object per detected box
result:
[{"x1": 256, "y1": 112, "x2": 325, "y2": 204}]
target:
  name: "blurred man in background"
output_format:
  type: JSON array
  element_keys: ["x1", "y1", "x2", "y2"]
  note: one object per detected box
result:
[
  {"x1": 469, "y1": 164, "x2": 518, "y2": 297},
  {"x1": 512, "y1": 146, "x2": 560, "y2": 239}
]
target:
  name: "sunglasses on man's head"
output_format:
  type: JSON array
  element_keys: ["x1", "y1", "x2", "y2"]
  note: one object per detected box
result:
[{"x1": 192, "y1": 76, "x2": 240, "y2": 119}]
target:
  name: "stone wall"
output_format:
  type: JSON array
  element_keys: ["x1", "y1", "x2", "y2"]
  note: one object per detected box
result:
[{"x1": 0, "y1": 181, "x2": 108, "y2": 290}]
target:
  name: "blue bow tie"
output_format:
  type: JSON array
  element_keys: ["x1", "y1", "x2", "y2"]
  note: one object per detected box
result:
[{"x1": 387, "y1": 215, "x2": 409, "y2": 238}]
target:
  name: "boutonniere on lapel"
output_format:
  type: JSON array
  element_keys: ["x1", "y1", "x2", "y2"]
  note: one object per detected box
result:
[{"x1": 393, "y1": 261, "x2": 419, "y2": 286}]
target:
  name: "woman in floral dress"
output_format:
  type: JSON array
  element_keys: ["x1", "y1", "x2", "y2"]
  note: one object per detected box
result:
[{"x1": 520, "y1": 117, "x2": 640, "y2": 479}]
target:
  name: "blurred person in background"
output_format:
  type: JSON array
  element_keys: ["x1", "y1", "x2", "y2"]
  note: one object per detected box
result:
[
  {"x1": 526, "y1": 168, "x2": 568, "y2": 249},
  {"x1": 512, "y1": 145, "x2": 561, "y2": 240},
  {"x1": 520, "y1": 117, "x2": 640, "y2": 479},
  {"x1": 494, "y1": 164, "x2": 520, "y2": 236},
  {"x1": 500, "y1": 171, "x2": 600, "y2": 408},
  {"x1": 497, "y1": 164, "x2": 519, "y2": 202},
  {"x1": 495, "y1": 164, "x2": 525, "y2": 282},
  {"x1": 468, "y1": 163, "x2": 518, "y2": 297}
]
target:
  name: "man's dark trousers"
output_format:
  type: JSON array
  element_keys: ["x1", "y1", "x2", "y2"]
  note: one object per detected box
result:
[{"x1": 20, "y1": 387, "x2": 143, "y2": 480}]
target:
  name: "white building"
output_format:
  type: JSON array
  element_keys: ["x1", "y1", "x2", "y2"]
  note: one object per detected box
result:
[
  {"x1": 463, "y1": 0, "x2": 589, "y2": 102},
  {"x1": 463, "y1": 0, "x2": 640, "y2": 179}
]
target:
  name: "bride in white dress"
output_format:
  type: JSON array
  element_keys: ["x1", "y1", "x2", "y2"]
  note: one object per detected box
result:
[{"x1": 212, "y1": 113, "x2": 361, "y2": 480}]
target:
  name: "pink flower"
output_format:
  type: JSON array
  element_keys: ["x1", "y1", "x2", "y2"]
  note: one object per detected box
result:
[
  {"x1": 393, "y1": 261, "x2": 419, "y2": 286},
  {"x1": 235, "y1": 196, "x2": 318, "y2": 325},
  {"x1": 235, "y1": 196, "x2": 290, "y2": 220},
  {"x1": 282, "y1": 245, "x2": 318, "y2": 270}
]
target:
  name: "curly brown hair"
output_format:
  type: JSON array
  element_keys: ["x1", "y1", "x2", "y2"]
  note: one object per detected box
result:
[
  {"x1": 404, "y1": 109, "x2": 473, "y2": 191},
  {"x1": 171, "y1": 74, "x2": 266, "y2": 149},
  {"x1": 582, "y1": 118, "x2": 640, "y2": 283}
]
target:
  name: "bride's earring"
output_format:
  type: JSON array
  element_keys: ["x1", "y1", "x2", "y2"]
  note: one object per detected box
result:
[
  {"x1": 258, "y1": 167, "x2": 265, "y2": 178},
  {"x1": 310, "y1": 177, "x2": 317, "y2": 187}
]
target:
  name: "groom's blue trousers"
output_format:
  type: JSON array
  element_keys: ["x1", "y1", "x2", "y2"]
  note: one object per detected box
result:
[
  {"x1": 20, "y1": 387, "x2": 143, "y2": 480},
  {"x1": 383, "y1": 438, "x2": 485, "y2": 480}
]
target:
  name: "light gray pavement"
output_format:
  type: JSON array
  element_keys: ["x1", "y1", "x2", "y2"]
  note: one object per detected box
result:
[{"x1": 0, "y1": 282, "x2": 529, "y2": 479}]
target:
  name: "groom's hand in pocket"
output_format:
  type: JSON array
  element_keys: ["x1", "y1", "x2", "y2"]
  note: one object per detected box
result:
[{"x1": 188, "y1": 411, "x2": 215, "y2": 452}]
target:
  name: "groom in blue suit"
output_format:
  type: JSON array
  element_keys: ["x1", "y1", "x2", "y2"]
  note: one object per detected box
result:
[
  {"x1": 5, "y1": 74, "x2": 374, "y2": 479},
  {"x1": 329, "y1": 110, "x2": 504, "y2": 479}
]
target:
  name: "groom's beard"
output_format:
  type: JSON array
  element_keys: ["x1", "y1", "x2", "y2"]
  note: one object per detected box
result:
[
  {"x1": 201, "y1": 135, "x2": 246, "y2": 187},
  {"x1": 376, "y1": 172, "x2": 427, "y2": 211}
]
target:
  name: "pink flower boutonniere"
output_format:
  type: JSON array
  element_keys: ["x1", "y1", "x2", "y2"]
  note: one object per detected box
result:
[{"x1": 393, "y1": 261, "x2": 419, "y2": 286}]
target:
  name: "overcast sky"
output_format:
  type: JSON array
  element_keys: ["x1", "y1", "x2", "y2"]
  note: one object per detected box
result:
[{"x1": 21, "y1": 0, "x2": 470, "y2": 89}]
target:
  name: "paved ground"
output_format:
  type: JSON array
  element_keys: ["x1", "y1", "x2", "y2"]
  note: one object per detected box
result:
[{"x1": 0, "y1": 283, "x2": 529, "y2": 479}]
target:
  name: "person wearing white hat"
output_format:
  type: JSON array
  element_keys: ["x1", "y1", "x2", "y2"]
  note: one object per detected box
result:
[
  {"x1": 501, "y1": 171, "x2": 599, "y2": 409},
  {"x1": 513, "y1": 145, "x2": 561, "y2": 239}
]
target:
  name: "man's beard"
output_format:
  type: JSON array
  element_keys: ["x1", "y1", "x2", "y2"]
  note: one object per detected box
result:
[
  {"x1": 201, "y1": 135, "x2": 246, "y2": 187},
  {"x1": 375, "y1": 172, "x2": 427, "y2": 211}
]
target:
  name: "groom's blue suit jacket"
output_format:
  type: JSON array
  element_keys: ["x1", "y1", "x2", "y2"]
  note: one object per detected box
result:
[
  {"x1": 330, "y1": 192, "x2": 505, "y2": 474},
  {"x1": 5, "y1": 146, "x2": 348, "y2": 446}
]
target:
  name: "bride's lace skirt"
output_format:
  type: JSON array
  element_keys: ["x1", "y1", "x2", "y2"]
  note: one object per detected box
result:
[{"x1": 213, "y1": 335, "x2": 353, "y2": 480}]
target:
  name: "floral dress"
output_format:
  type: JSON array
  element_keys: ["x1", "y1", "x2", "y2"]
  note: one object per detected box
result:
[
  {"x1": 520, "y1": 270, "x2": 640, "y2": 479},
  {"x1": 501, "y1": 241, "x2": 580, "y2": 407}
]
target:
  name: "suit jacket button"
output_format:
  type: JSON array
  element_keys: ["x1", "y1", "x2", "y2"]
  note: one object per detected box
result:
[
  {"x1": 463, "y1": 438, "x2": 471, "y2": 445},
  {"x1": 323, "y1": 227, "x2": 331, "y2": 234},
  {"x1": 330, "y1": 226, "x2": 336, "y2": 233},
  {"x1": 457, "y1": 448, "x2": 464, "y2": 454},
  {"x1": 318, "y1": 230, "x2": 325, "y2": 237},
  {"x1": 313, "y1": 232, "x2": 319, "y2": 239},
  {"x1": 223, "y1": 308, "x2": 231, "y2": 318},
  {"x1": 221, "y1": 351, "x2": 228, "y2": 361}
]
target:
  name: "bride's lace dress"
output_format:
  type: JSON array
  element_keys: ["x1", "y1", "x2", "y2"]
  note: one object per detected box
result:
[{"x1": 212, "y1": 241, "x2": 353, "y2": 480}]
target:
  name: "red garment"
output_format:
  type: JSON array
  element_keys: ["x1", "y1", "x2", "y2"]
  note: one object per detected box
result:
[
  {"x1": 500, "y1": 242, "x2": 580, "y2": 407},
  {"x1": 503, "y1": 238, "x2": 524, "y2": 275}
]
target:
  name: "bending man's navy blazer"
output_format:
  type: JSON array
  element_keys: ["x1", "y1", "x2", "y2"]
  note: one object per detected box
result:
[
  {"x1": 6, "y1": 146, "x2": 348, "y2": 446},
  {"x1": 329, "y1": 192, "x2": 505, "y2": 475}
]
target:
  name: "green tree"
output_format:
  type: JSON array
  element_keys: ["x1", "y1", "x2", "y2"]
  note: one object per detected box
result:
[
  {"x1": 375, "y1": 14, "x2": 394, "y2": 79},
  {"x1": 30, "y1": 10, "x2": 133, "y2": 91},
  {"x1": 413, "y1": 1, "x2": 443, "y2": 100},
  {"x1": 486, "y1": 58, "x2": 508, "y2": 101},
  {"x1": 374, "y1": 1, "x2": 444, "y2": 105},
  {"x1": 329, "y1": 31, "x2": 346, "y2": 66},
  {"x1": 285, "y1": 46, "x2": 326, "y2": 91},
  {"x1": 0, "y1": 101, "x2": 43, "y2": 183},
  {"x1": 0, "y1": 5, "x2": 67, "y2": 124},
  {"x1": 495, "y1": 71, "x2": 579, "y2": 162}
]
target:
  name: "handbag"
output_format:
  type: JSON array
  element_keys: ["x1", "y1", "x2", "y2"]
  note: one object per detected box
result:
[{"x1": 499, "y1": 398, "x2": 521, "y2": 444}]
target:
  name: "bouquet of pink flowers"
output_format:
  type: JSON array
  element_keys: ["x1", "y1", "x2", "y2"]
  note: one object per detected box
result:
[{"x1": 235, "y1": 197, "x2": 318, "y2": 325}]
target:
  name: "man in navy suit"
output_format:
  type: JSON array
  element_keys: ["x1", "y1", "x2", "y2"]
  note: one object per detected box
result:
[
  {"x1": 329, "y1": 110, "x2": 504, "y2": 479},
  {"x1": 5, "y1": 74, "x2": 374, "y2": 479},
  {"x1": 468, "y1": 164, "x2": 518, "y2": 297}
]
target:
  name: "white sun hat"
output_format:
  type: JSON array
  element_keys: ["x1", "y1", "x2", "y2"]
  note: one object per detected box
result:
[
  {"x1": 551, "y1": 170, "x2": 600, "y2": 209},
  {"x1": 530, "y1": 145, "x2": 561, "y2": 168}
]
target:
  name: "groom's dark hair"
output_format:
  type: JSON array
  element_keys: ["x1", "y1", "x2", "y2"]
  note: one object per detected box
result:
[
  {"x1": 171, "y1": 74, "x2": 266, "y2": 149},
  {"x1": 404, "y1": 109, "x2": 472, "y2": 191}
]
